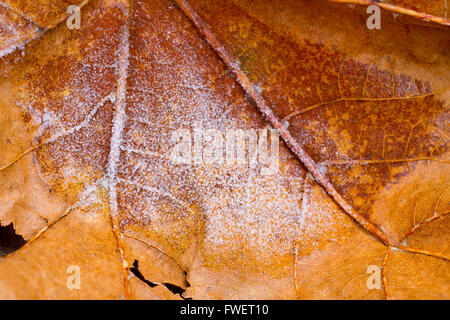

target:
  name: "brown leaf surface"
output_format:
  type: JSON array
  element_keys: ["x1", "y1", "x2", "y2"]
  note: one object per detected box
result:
[
  {"x1": 0, "y1": 0, "x2": 448, "y2": 299},
  {"x1": 0, "y1": 205, "x2": 125, "y2": 299},
  {"x1": 0, "y1": 0, "x2": 88, "y2": 57},
  {"x1": 330, "y1": 0, "x2": 450, "y2": 25}
]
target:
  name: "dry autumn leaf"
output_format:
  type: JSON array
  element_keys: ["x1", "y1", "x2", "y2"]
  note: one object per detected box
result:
[
  {"x1": 330, "y1": 0, "x2": 450, "y2": 25},
  {"x1": 0, "y1": 0, "x2": 448, "y2": 300}
]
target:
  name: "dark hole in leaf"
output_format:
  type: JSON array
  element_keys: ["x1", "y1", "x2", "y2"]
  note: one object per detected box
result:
[
  {"x1": 163, "y1": 282, "x2": 187, "y2": 296},
  {"x1": 0, "y1": 223, "x2": 26, "y2": 257},
  {"x1": 130, "y1": 259, "x2": 192, "y2": 299},
  {"x1": 130, "y1": 260, "x2": 157, "y2": 287}
]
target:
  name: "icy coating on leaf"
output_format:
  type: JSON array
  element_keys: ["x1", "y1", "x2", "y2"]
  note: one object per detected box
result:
[{"x1": 0, "y1": 0, "x2": 449, "y2": 299}]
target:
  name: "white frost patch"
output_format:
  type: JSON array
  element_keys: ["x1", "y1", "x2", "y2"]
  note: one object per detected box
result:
[
  {"x1": 40, "y1": 93, "x2": 115, "y2": 143},
  {"x1": 0, "y1": 42, "x2": 26, "y2": 58},
  {"x1": 106, "y1": 23, "x2": 130, "y2": 218},
  {"x1": 203, "y1": 176, "x2": 305, "y2": 258}
]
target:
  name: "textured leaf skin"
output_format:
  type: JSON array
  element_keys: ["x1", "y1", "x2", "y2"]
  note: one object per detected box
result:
[
  {"x1": 0, "y1": 0, "x2": 88, "y2": 57},
  {"x1": 0, "y1": 0, "x2": 448, "y2": 299},
  {"x1": 329, "y1": 0, "x2": 450, "y2": 25}
]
